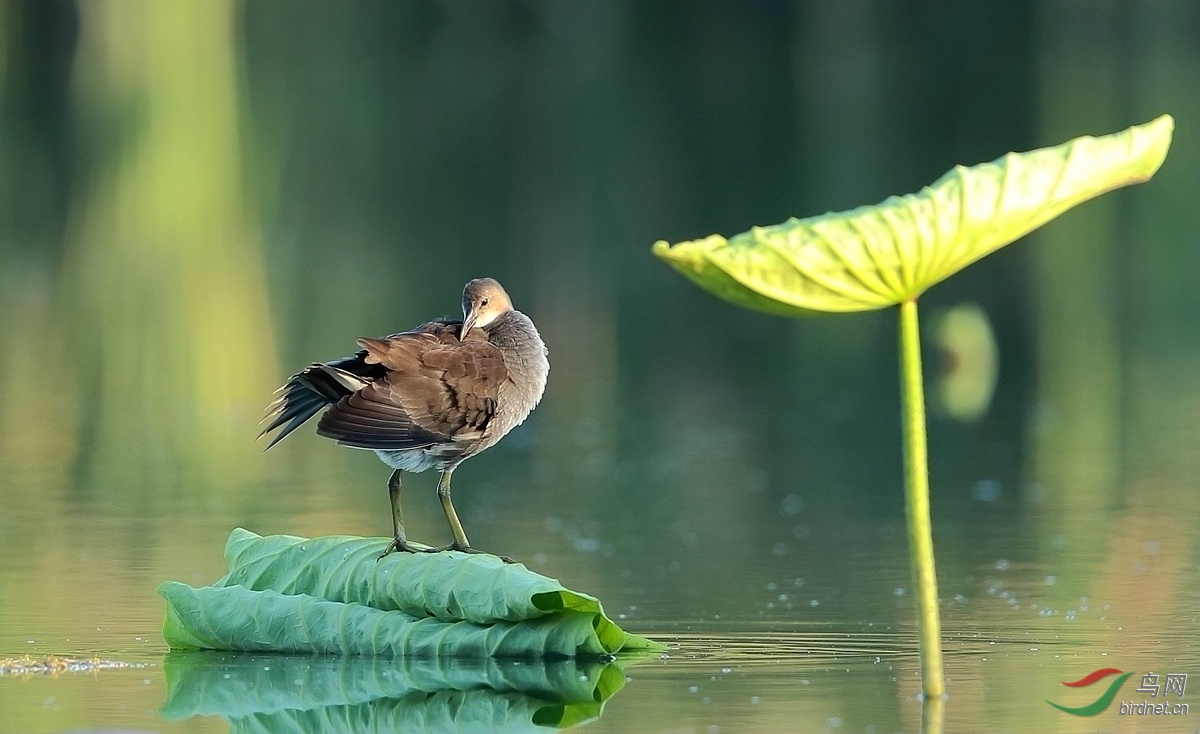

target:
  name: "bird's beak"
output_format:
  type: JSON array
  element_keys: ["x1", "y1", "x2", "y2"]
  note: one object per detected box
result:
[{"x1": 460, "y1": 311, "x2": 477, "y2": 339}]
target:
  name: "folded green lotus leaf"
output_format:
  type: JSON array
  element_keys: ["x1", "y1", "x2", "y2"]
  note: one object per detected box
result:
[
  {"x1": 160, "y1": 651, "x2": 625, "y2": 721},
  {"x1": 159, "y1": 529, "x2": 663, "y2": 657},
  {"x1": 208, "y1": 528, "x2": 656, "y2": 653},
  {"x1": 653, "y1": 114, "x2": 1173, "y2": 314},
  {"x1": 162, "y1": 583, "x2": 625, "y2": 657}
]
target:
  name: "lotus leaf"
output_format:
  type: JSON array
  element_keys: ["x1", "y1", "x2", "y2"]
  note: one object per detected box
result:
[
  {"x1": 160, "y1": 529, "x2": 663, "y2": 658},
  {"x1": 653, "y1": 115, "x2": 1173, "y2": 314}
]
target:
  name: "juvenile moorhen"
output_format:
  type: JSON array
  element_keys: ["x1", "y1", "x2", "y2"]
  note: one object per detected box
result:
[{"x1": 261, "y1": 278, "x2": 549, "y2": 560}]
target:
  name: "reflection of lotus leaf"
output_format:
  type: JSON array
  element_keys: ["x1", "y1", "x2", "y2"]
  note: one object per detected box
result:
[
  {"x1": 159, "y1": 529, "x2": 662, "y2": 657},
  {"x1": 162, "y1": 652, "x2": 625, "y2": 732},
  {"x1": 933, "y1": 303, "x2": 998, "y2": 422},
  {"x1": 653, "y1": 115, "x2": 1173, "y2": 315}
]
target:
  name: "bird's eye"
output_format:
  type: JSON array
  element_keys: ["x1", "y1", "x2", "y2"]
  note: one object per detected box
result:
[{"x1": 481, "y1": 297, "x2": 489, "y2": 307}]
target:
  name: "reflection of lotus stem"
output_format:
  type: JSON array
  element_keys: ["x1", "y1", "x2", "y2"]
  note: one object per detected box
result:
[
  {"x1": 922, "y1": 694, "x2": 945, "y2": 734},
  {"x1": 899, "y1": 298, "x2": 944, "y2": 698}
]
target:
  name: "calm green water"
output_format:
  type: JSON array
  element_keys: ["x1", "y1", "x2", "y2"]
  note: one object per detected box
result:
[
  {"x1": 2, "y1": 350, "x2": 1198, "y2": 732},
  {"x1": 1, "y1": 2, "x2": 1198, "y2": 732}
]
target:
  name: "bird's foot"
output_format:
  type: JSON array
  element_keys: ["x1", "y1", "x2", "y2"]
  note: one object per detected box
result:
[
  {"x1": 377, "y1": 537, "x2": 420, "y2": 560},
  {"x1": 422, "y1": 543, "x2": 516, "y2": 564}
]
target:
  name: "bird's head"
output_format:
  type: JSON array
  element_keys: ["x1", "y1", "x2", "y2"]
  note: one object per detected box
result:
[{"x1": 461, "y1": 278, "x2": 513, "y2": 336}]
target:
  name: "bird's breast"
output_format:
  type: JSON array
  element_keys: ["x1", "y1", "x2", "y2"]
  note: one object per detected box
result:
[{"x1": 486, "y1": 311, "x2": 548, "y2": 438}]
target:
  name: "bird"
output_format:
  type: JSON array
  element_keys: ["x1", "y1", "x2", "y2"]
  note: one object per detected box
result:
[{"x1": 260, "y1": 278, "x2": 549, "y2": 560}]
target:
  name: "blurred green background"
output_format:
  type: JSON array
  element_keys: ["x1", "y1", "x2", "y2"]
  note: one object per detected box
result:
[{"x1": 0, "y1": 2, "x2": 1197, "y2": 732}]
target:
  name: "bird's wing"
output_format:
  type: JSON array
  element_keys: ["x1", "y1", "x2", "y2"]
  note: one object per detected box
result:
[
  {"x1": 315, "y1": 326, "x2": 508, "y2": 451},
  {"x1": 259, "y1": 320, "x2": 461, "y2": 449},
  {"x1": 259, "y1": 351, "x2": 387, "y2": 449}
]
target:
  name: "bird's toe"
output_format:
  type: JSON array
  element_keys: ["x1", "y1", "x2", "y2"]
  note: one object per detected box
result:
[
  {"x1": 421, "y1": 543, "x2": 515, "y2": 563},
  {"x1": 377, "y1": 538, "x2": 419, "y2": 560}
]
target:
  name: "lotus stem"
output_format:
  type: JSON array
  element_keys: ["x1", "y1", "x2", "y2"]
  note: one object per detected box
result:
[{"x1": 898, "y1": 298, "x2": 945, "y2": 698}]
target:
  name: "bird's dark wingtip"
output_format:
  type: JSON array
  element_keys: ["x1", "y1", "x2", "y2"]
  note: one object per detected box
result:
[{"x1": 260, "y1": 430, "x2": 287, "y2": 451}]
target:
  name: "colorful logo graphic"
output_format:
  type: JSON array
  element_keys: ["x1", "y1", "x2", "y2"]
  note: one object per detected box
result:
[{"x1": 1046, "y1": 668, "x2": 1133, "y2": 716}]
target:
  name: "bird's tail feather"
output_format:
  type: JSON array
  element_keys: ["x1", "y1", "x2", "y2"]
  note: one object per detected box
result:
[{"x1": 259, "y1": 355, "x2": 383, "y2": 449}]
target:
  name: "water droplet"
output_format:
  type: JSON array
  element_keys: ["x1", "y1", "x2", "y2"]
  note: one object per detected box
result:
[
  {"x1": 721, "y1": 667, "x2": 732, "y2": 674},
  {"x1": 772, "y1": 541, "x2": 789, "y2": 556},
  {"x1": 995, "y1": 559, "x2": 1010, "y2": 571},
  {"x1": 766, "y1": 582, "x2": 778, "y2": 591},
  {"x1": 893, "y1": 587, "x2": 906, "y2": 597},
  {"x1": 1044, "y1": 575, "x2": 1057, "y2": 586},
  {"x1": 688, "y1": 685, "x2": 700, "y2": 693},
  {"x1": 810, "y1": 599, "x2": 820, "y2": 607},
  {"x1": 1029, "y1": 647, "x2": 1039, "y2": 652},
  {"x1": 702, "y1": 696, "x2": 712, "y2": 705},
  {"x1": 793, "y1": 577, "x2": 805, "y2": 587},
  {"x1": 751, "y1": 695, "x2": 761, "y2": 704},
  {"x1": 781, "y1": 494, "x2": 805, "y2": 515},
  {"x1": 778, "y1": 594, "x2": 789, "y2": 602}
]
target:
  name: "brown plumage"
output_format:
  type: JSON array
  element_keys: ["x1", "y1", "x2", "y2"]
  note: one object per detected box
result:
[{"x1": 261, "y1": 278, "x2": 549, "y2": 560}]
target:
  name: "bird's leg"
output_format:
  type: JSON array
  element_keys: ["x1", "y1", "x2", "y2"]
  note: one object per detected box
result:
[
  {"x1": 378, "y1": 470, "x2": 416, "y2": 559},
  {"x1": 423, "y1": 468, "x2": 516, "y2": 563},
  {"x1": 436, "y1": 468, "x2": 470, "y2": 548}
]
